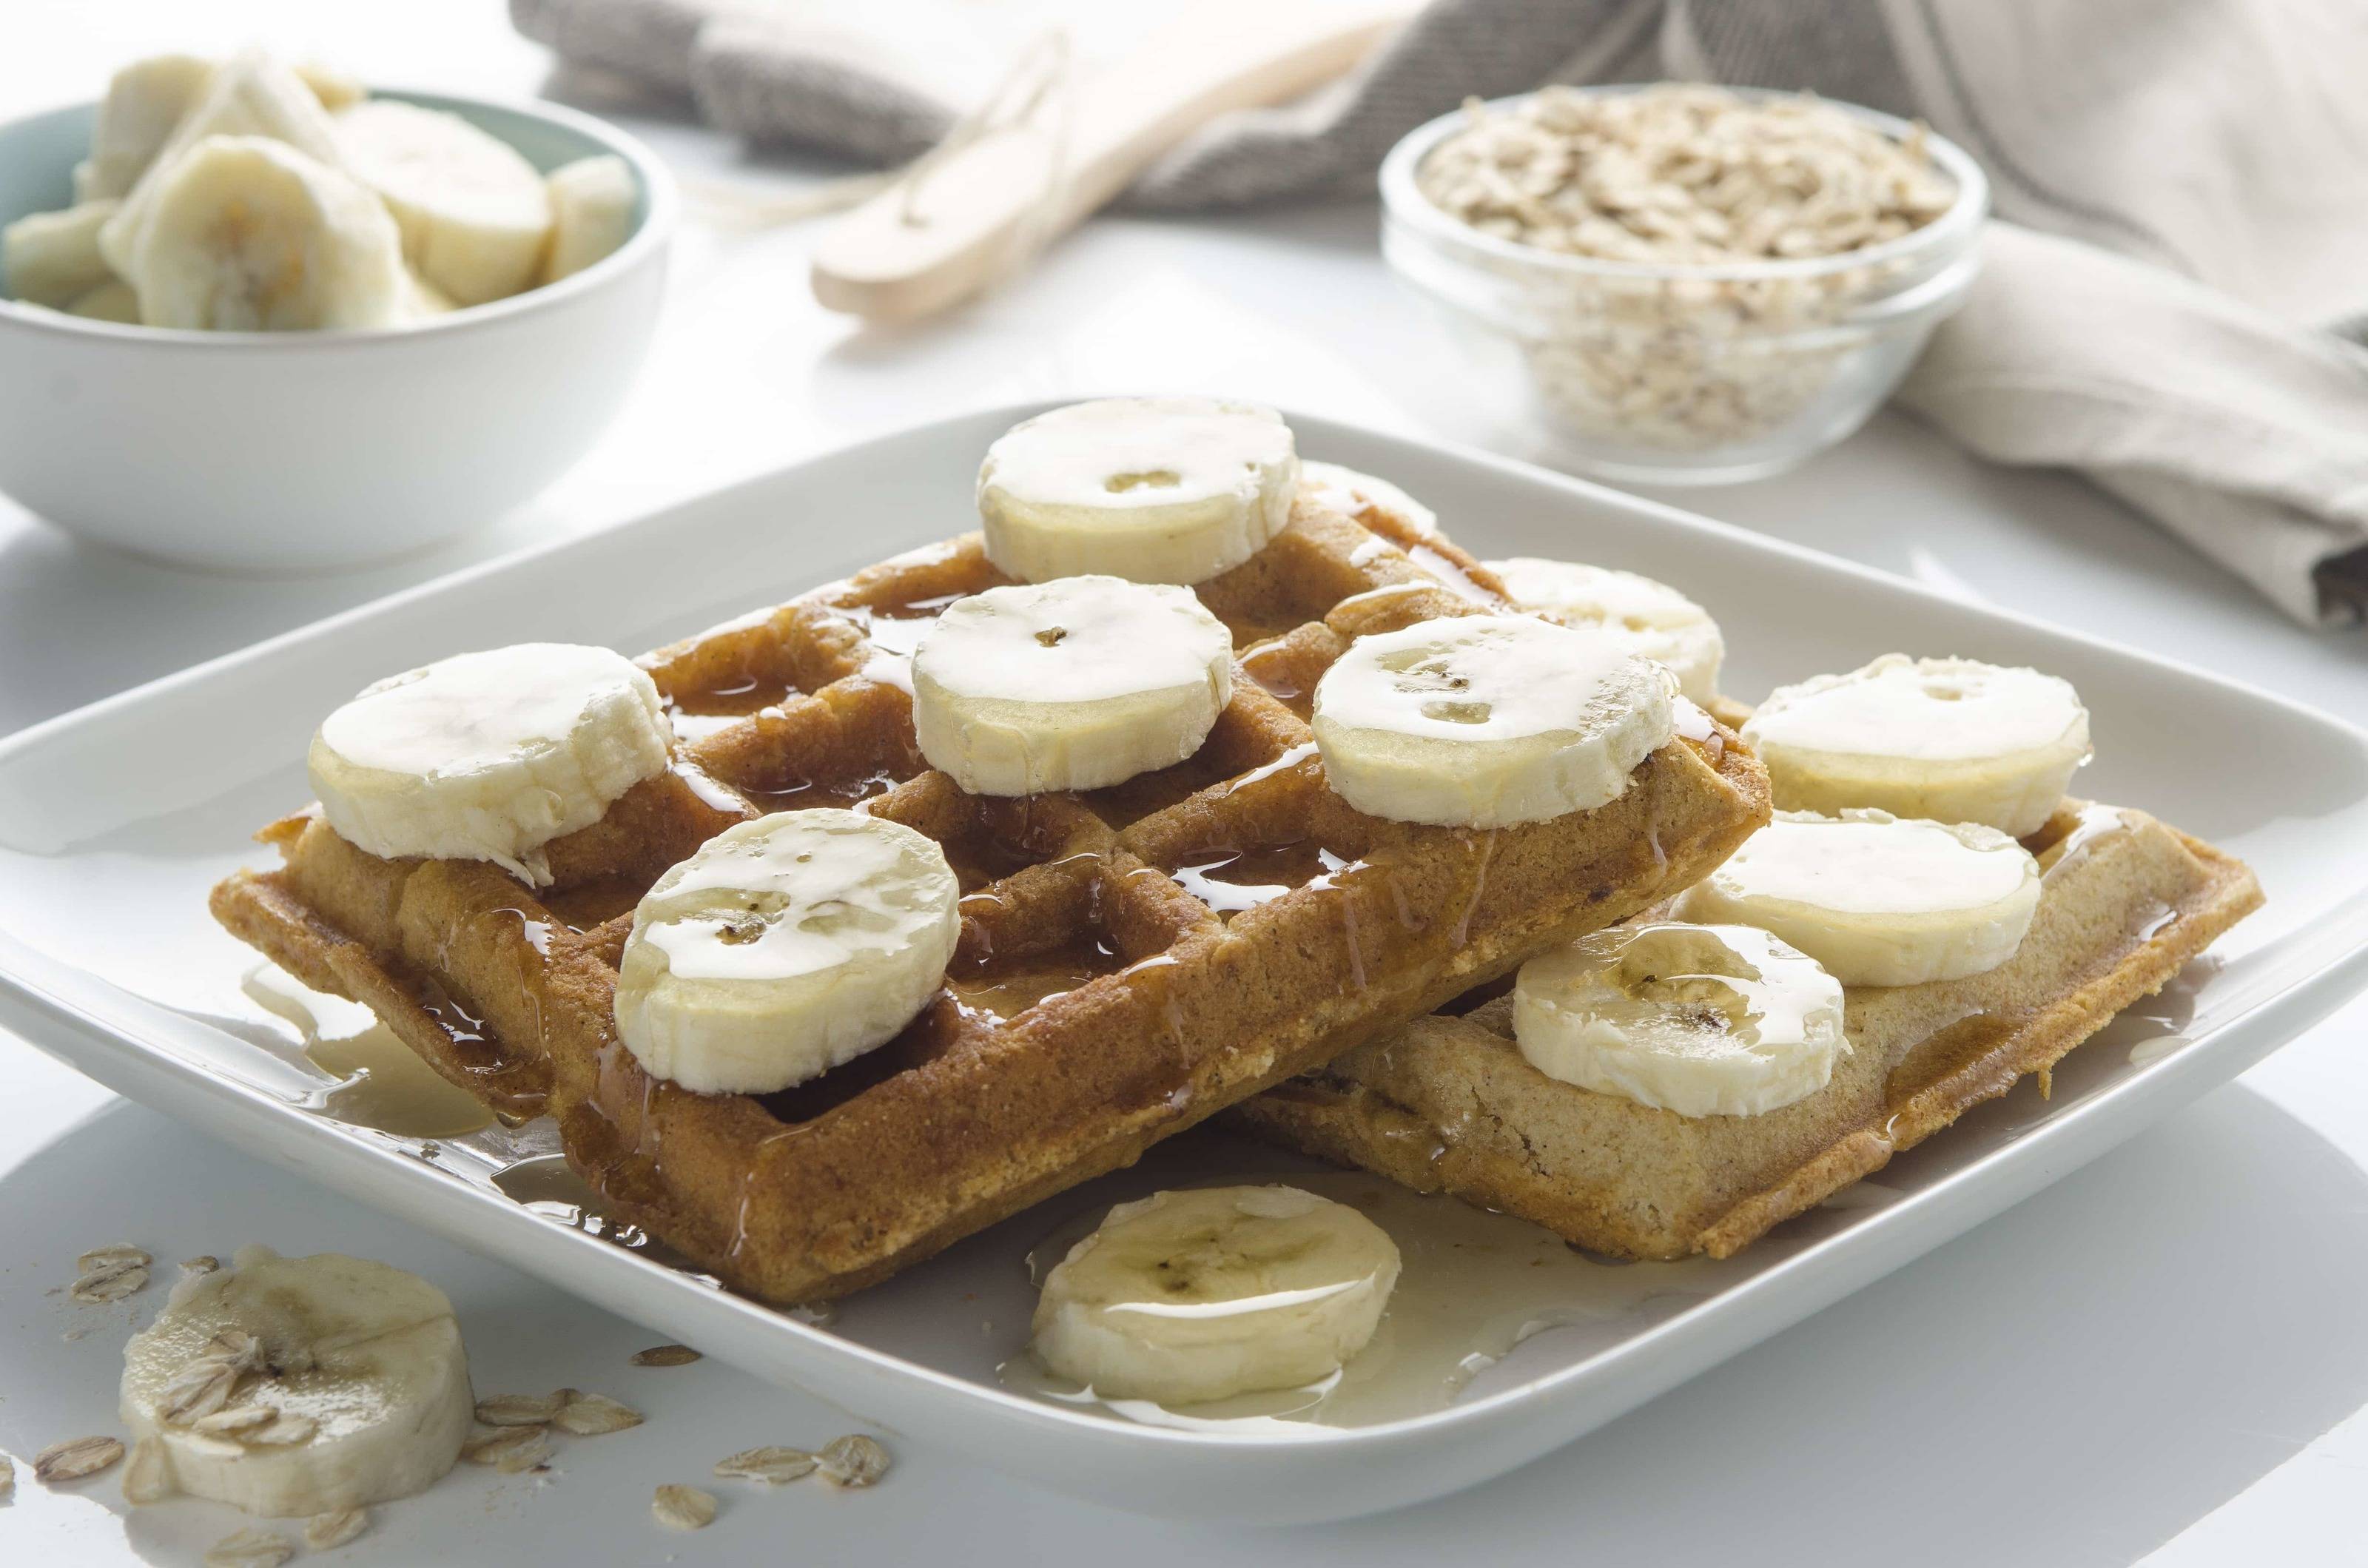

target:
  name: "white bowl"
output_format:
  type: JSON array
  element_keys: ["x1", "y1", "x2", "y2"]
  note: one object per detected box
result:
[{"x1": 0, "y1": 89, "x2": 675, "y2": 572}]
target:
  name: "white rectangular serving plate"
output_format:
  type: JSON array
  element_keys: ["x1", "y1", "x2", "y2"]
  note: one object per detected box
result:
[{"x1": 3, "y1": 406, "x2": 2365, "y2": 1526}]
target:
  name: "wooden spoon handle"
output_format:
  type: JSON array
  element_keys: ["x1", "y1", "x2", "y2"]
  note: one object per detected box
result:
[{"x1": 810, "y1": 1, "x2": 1412, "y2": 322}]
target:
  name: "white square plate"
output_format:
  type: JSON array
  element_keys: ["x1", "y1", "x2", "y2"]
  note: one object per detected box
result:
[{"x1": 2, "y1": 406, "x2": 2364, "y2": 1524}]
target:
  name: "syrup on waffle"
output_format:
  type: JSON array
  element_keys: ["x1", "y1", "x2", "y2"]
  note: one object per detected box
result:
[
  {"x1": 1231, "y1": 799, "x2": 2261, "y2": 1260},
  {"x1": 212, "y1": 494, "x2": 1770, "y2": 1302}
]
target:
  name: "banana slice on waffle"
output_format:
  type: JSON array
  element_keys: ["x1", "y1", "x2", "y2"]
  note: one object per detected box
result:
[
  {"x1": 614, "y1": 810, "x2": 961, "y2": 1095},
  {"x1": 307, "y1": 642, "x2": 671, "y2": 884},
  {"x1": 1311, "y1": 613, "x2": 1673, "y2": 827},
  {"x1": 1297, "y1": 460, "x2": 1438, "y2": 536},
  {"x1": 1742, "y1": 655, "x2": 2090, "y2": 835},
  {"x1": 978, "y1": 397, "x2": 1299, "y2": 584},
  {"x1": 1487, "y1": 557, "x2": 1724, "y2": 704},
  {"x1": 132, "y1": 135, "x2": 405, "y2": 331},
  {"x1": 1032, "y1": 1186, "x2": 1400, "y2": 1404},
  {"x1": 120, "y1": 1247, "x2": 473, "y2": 1517},
  {"x1": 1675, "y1": 809, "x2": 2042, "y2": 986},
  {"x1": 333, "y1": 99, "x2": 553, "y2": 306},
  {"x1": 1513, "y1": 921, "x2": 1847, "y2": 1116},
  {"x1": 910, "y1": 576, "x2": 1232, "y2": 795}
]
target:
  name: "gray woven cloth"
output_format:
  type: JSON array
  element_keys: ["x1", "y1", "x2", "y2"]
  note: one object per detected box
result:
[{"x1": 514, "y1": 0, "x2": 2368, "y2": 625}]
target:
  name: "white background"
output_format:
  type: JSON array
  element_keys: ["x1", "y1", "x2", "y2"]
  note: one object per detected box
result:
[{"x1": 3, "y1": 2, "x2": 2366, "y2": 1564}]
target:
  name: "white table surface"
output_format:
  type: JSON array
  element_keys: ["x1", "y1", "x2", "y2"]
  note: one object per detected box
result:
[{"x1": 5, "y1": 4, "x2": 2367, "y2": 1564}]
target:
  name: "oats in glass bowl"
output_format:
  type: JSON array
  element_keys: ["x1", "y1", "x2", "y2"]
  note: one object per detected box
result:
[{"x1": 1380, "y1": 84, "x2": 1988, "y2": 483}]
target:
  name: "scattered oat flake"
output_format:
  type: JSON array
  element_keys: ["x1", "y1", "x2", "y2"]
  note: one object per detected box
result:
[
  {"x1": 249, "y1": 1413, "x2": 318, "y2": 1447},
  {"x1": 121, "y1": 1437, "x2": 172, "y2": 1505},
  {"x1": 462, "y1": 1425, "x2": 549, "y2": 1468},
  {"x1": 206, "y1": 1327, "x2": 262, "y2": 1368},
  {"x1": 35, "y1": 1434, "x2": 124, "y2": 1484},
  {"x1": 159, "y1": 1356, "x2": 243, "y2": 1422},
  {"x1": 306, "y1": 1506, "x2": 371, "y2": 1550},
  {"x1": 71, "y1": 1257, "x2": 150, "y2": 1304},
  {"x1": 817, "y1": 1433, "x2": 889, "y2": 1488},
  {"x1": 474, "y1": 1392, "x2": 565, "y2": 1427},
  {"x1": 553, "y1": 1391, "x2": 642, "y2": 1436},
  {"x1": 192, "y1": 1404, "x2": 277, "y2": 1436},
  {"x1": 630, "y1": 1344, "x2": 702, "y2": 1367},
  {"x1": 713, "y1": 1445, "x2": 815, "y2": 1484},
  {"x1": 204, "y1": 1527, "x2": 295, "y2": 1568},
  {"x1": 652, "y1": 1483, "x2": 718, "y2": 1530},
  {"x1": 182, "y1": 1255, "x2": 222, "y2": 1275},
  {"x1": 0, "y1": 1457, "x2": 16, "y2": 1500},
  {"x1": 78, "y1": 1243, "x2": 150, "y2": 1272}
]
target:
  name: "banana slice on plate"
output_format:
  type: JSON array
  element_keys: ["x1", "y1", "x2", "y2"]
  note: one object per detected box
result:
[
  {"x1": 3, "y1": 200, "x2": 120, "y2": 307},
  {"x1": 613, "y1": 810, "x2": 961, "y2": 1095},
  {"x1": 1674, "y1": 809, "x2": 2042, "y2": 986},
  {"x1": 539, "y1": 154, "x2": 637, "y2": 283},
  {"x1": 1487, "y1": 557, "x2": 1724, "y2": 704},
  {"x1": 100, "y1": 51, "x2": 348, "y2": 279},
  {"x1": 119, "y1": 1246, "x2": 474, "y2": 1518},
  {"x1": 131, "y1": 135, "x2": 404, "y2": 331},
  {"x1": 910, "y1": 576, "x2": 1232, "y2": 795},
  {"x1": 1297, "y1": 460, "x2": 1438, "y2": 536},
  {"x1": 978, "y1": 397, "x2": 1299, "y2": 584},
  {"x1": 1312, "y1": 613, "x2": 1673, "y2": 827},
  {"x1": 1513, "y1": 921, "x2": 1847, "y2": 1117},
  {"x1": 1032, "y1": 1186, "x2": 1400, "y2": 1404},
  {"x1": 307, "y1": 642, "x2": 672, "y2": 884},
  {"x1": 1743, "y1": 655, "x2": 2090, "y2": 836},
  {"x1": 334, "y1": 99, "x2": 552, "y2": 306}
]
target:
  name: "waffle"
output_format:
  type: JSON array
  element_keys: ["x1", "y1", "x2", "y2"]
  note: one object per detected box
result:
[
  {"x1": 210, "y1": 494, "x2": 1771, "y2": 1303},
  {"x1": 1231, "y1": 799, "x2": 2261, "y2": 1259}
]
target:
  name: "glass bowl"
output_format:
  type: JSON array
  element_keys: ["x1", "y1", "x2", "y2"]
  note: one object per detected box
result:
[{"x1": 1379, "y1": 87, "x2": 1988, "y2": 485}]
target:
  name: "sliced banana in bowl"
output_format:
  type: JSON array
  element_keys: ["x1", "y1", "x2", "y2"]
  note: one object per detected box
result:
[
  {"x1": 1487, "y1": 556, "x2": 1724, "y2": 704},
  {"x1": 1513, "y1": 921, "x2": 1847, "y2": 1117},
  {"x1": 1031, "y1": 1186, "x2": 1401, "y2": 1405},
  {"x1": 909, "y1": 575, "x2": 1233, "y2": 795},
  {"x1": 978, "y1": 397, "x2": 1299, "y2": 585},
  {"x1": 1741, "y1": 654, "x2": 2090, "y2": 835},
  {"x1": 306, "y1": 642, "x2": 673, "y2": 885},
  {"x1": 1311, "y1": 612, "x2": 1674, "y2": 827},
  {"x1": 119, "y1": 1246, "x2": 474, "y2": 1518},
  {"x1": 333, "y1": 98, "x2": 552, "y2": 306},
  {"x1": 613, "y1": 809, "x2": 961, "y2": 1096},
  {"x1": 1674, "y1": 808, "x2": 2042, "y2": 987}
]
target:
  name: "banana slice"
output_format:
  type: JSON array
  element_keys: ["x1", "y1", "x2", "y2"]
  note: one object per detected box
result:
[
  {"x1": 334, "y1": 100, "x2": 551, "y2": 306},
  {"x1": 82, "y1": 53, "x2": 217, "y2": 202},
  {"x1": 400, "y1": 266, "x2": 457, "y2": 320},
  {"x1": 1743, "y1": 655, "x2": 2090, "y2": 836},
  {"x1": 613, "y1": 810, "x2": 961, "y2": 1095},
  {"x1": 2, "y1": 200, "x2": 118, "y2": 307},
  {"x1": 119, "y1": 1246, "x2": 473, "y2": 1518},
  {"x1": 978, "y1": 397, "x2": 1299, "y2": 584},
  {"x1": 910, "y1": 576, "x2": 1232, "y2": 795},
  {"x1": 293, "y1": 61, "x2": 369, "y2": 113},
  {"x1": 1312, "y1": 613, "x2": 1672, "y2": 827},
  {"x1": 130, "y1": 135, "x2": 404, "y2": 332},
  {"x1": 1032, "y1": 1186, "x2": 1400, "y2": 1404},
  {"x1": 67, "y1": 278, "x2": 142, "y2": 323},
  {"x1": 539, "y1": 154, "x2": 637, "y2": 283},
  {"x1": 1513, "y1": 921, "x2": 1847, "y2": 1117},
  {"x1": 308, "y1": 642, "x2": 672, "y2": 884},
  {"x1": 1297, "y1": 460, "x2": 1439, "y2": 536},
  {"x1": 1674, "y1": 809, "x2": 2041, "y2": 986},
  {"x1": 100, "y1": 51, "x2": 349, "y2": 280},
  {"x1": 1487, "y1": 557, "x2": 1724, "y2": 704}
]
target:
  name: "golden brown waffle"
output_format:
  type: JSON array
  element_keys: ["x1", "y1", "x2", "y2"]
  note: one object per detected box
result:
[
  {"x1": 210, "y1": 495, "x2": 1771, "y2": 1303},
  {"x1": 1231, "y1": 800, "x2": 2261, "y2": 1259}
]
